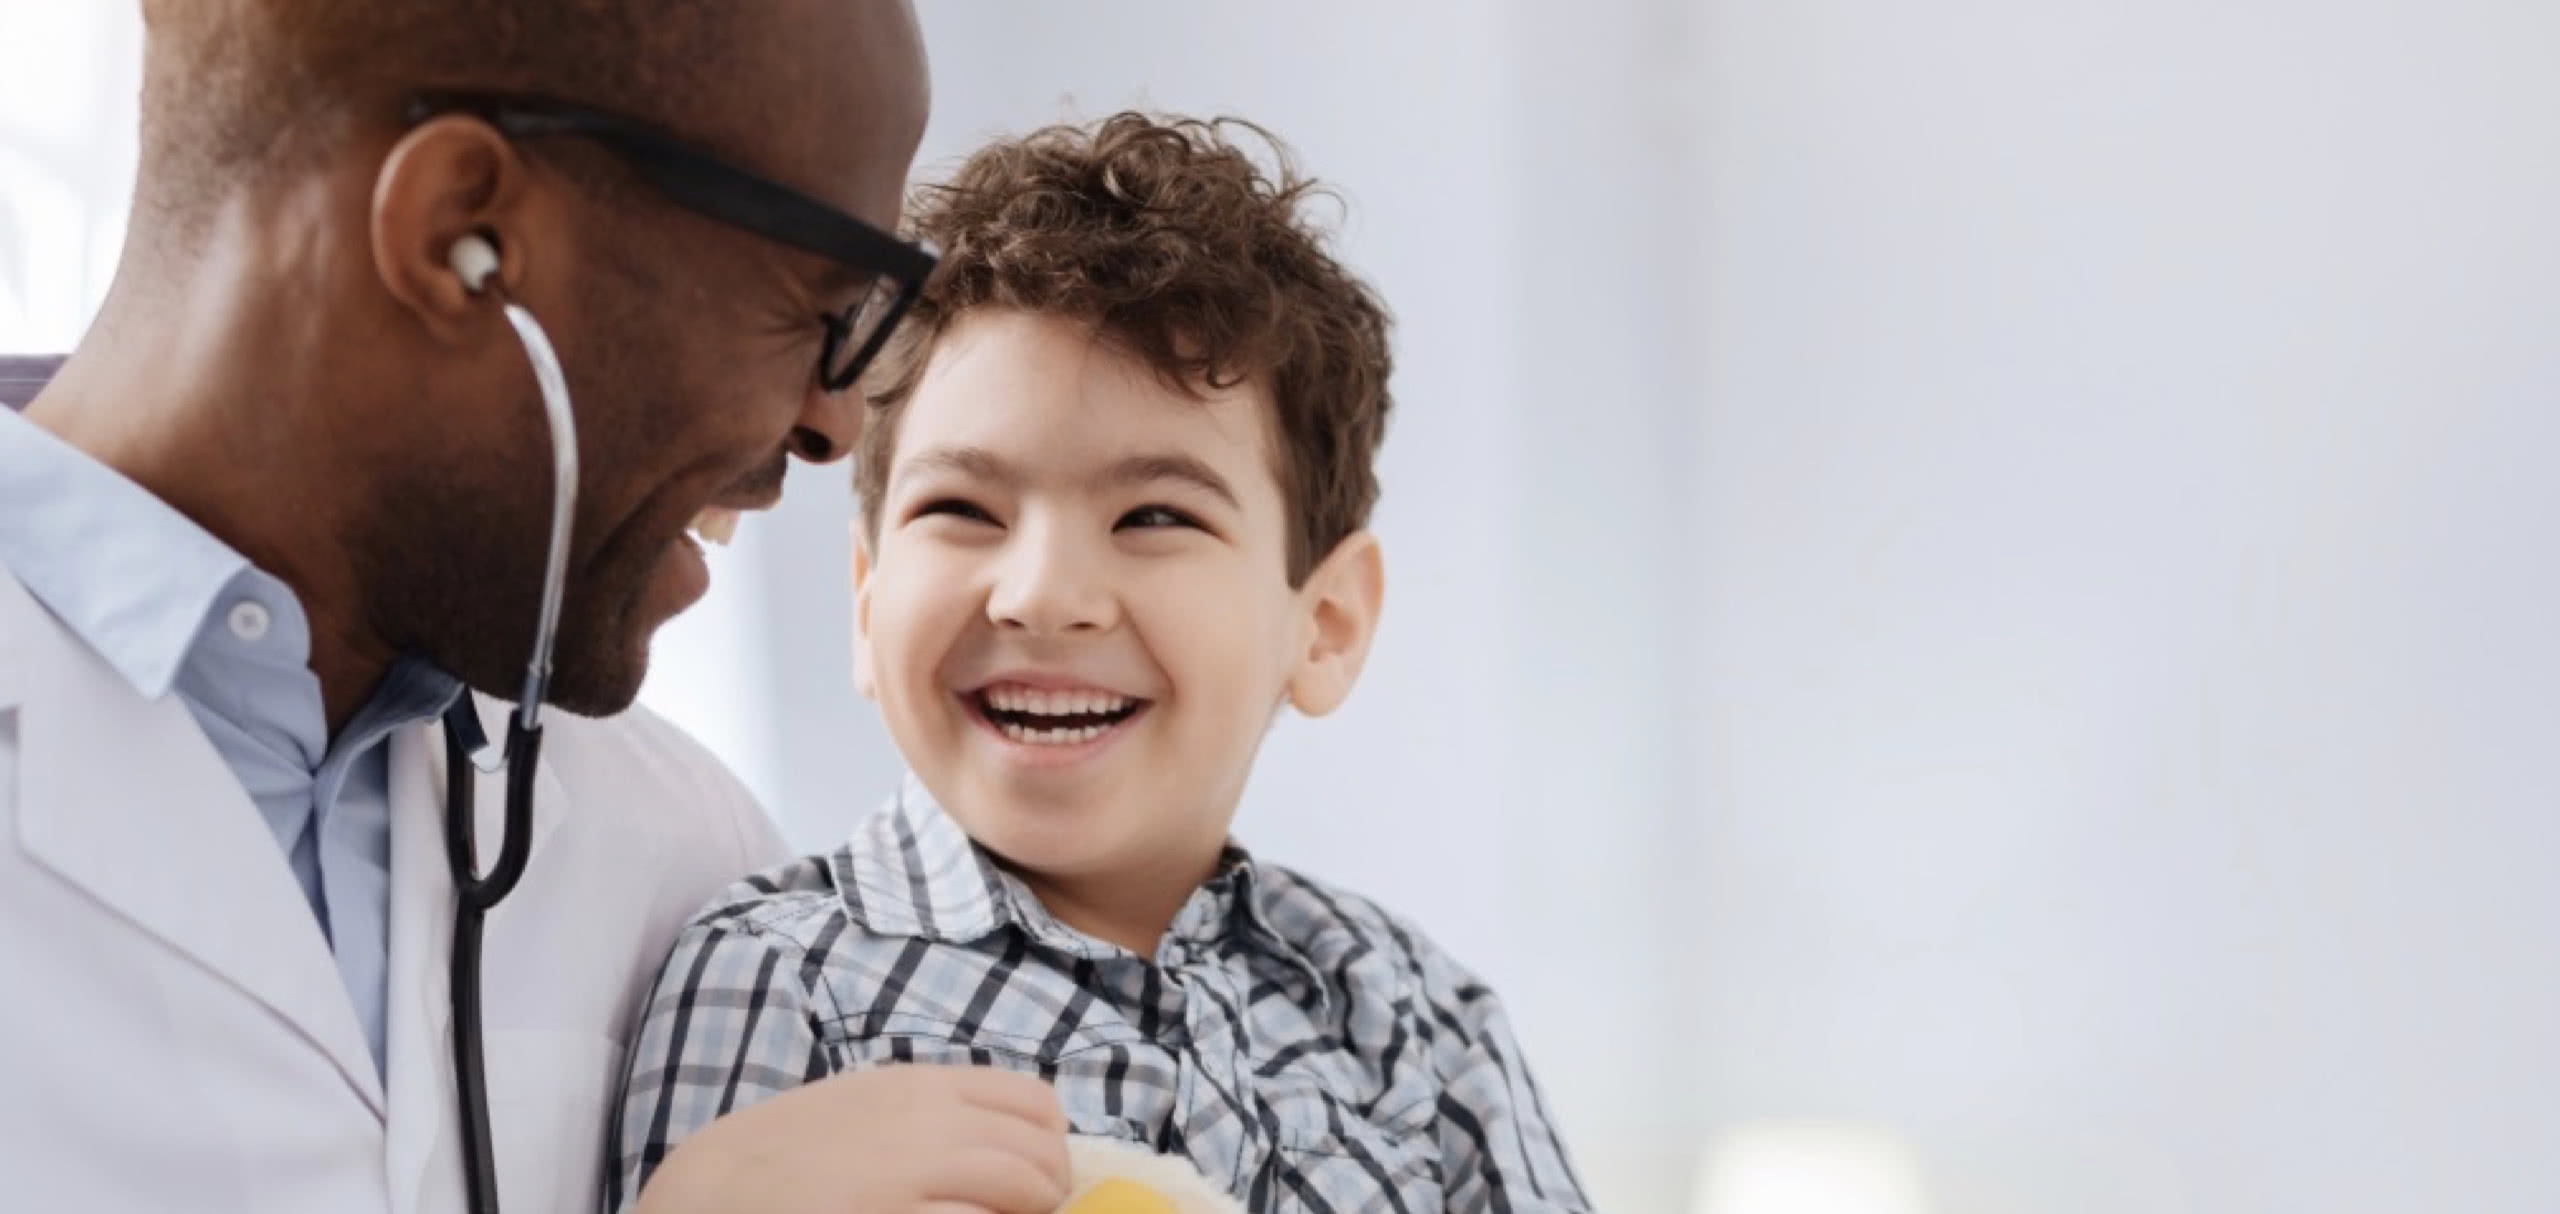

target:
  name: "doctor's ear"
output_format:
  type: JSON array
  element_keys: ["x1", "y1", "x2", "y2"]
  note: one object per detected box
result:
[{"x1": 371, "y1": 113, "x2": 535, "y2": 336}]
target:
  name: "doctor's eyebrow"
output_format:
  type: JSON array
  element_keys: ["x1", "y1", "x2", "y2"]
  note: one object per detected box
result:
[{"x1": 812, "y1": 259, "x2": 881, "y2": 297}]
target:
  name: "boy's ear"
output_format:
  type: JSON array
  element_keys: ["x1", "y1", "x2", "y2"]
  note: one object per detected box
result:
[
  {"x1": 1286, "y1": 530, "x2": 1385, "y2": 717},
  {"x1": 849, "y1": 522, "x2": 878, "y2": 701}
]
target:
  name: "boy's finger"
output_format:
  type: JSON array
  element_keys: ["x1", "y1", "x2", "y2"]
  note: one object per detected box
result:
[
  {"x1": 962, "y1": 1103, "x2": 1073, "y2": 1193},
  {"x1": 954, "y1": 1066, "x2": 1070, "y2": 1131},
  {"x1": 929, "y1": 1144, "x2": 1072, "y2": 1214}
]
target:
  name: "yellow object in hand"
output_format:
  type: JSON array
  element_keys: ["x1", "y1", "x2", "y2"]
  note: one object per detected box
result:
[
  {"x1": 1058, "y1": 1134, "x2": 1245, "y2": 1213},
  {"x1": 1059, "y1": 1177, "x2": 1180, "y2": 1214}
]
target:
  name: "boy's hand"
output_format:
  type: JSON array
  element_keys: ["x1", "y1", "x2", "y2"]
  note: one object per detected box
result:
[{"x1": 631, "y1": 1064, "x2": 1072, "y2": 1214}]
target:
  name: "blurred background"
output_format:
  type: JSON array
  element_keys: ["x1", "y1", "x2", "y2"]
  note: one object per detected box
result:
[{"x1": 8, "y1": 1, "x2": 2560, "y2": 1210}]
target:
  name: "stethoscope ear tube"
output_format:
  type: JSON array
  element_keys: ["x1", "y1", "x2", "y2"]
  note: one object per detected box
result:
[
  {"x1": 498, "y1": 300, "x2": 579, "y2": 734},
  {"x1": 441, "y1": 291, "x2": 580, "y2": 1214}
]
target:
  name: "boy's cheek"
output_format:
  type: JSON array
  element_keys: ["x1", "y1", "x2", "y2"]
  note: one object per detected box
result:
[{"x1": 875, "y1": 554, "x2": 981, "y2": 627}]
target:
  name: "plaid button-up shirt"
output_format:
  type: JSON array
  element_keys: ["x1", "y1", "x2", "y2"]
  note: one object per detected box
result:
[{"x1": 609, "y1": 777, "x2": 1590, "y2": 1213}]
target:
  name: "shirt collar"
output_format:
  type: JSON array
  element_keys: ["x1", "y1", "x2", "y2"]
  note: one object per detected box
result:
[
  {"x1": 831, "y1": 773, "x2": 1019, "y2": 945},
  {"x1": 0, "y1": 409, "x2": 465, "y2": 736},
  {"x1": 0, "y1": 408, "x2": 252, "y2": 698},
  {"x1": 834, "y1": 774, "x2": 1324, "y2": 978}
]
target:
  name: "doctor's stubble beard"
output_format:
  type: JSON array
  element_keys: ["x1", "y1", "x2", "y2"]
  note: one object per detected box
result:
[{"x1": 346, "y1": 299, "x2": 707, "y2": 719}]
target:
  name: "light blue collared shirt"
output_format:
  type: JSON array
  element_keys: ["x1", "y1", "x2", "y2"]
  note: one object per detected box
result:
[{"x1": 0, "y1": 406, "x2": 460, "y2": 1076}]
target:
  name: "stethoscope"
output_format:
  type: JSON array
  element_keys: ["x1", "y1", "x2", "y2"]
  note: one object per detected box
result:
[{"x1": 435, "y1": 231, "x2": 576, "y2": 1214}]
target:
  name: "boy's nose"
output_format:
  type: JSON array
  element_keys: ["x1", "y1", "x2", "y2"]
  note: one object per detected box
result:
[{"x1": 987, "y1": 531, "x2": 1119, "y2": 635}]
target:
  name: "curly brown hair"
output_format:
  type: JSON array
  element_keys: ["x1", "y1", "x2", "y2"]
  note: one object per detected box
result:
[{"x1": 855, "y1": 112, "x2": 1394, "y2": 586}]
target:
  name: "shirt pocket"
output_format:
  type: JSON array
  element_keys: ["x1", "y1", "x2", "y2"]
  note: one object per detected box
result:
[
  {"x1": 1254, "y1": 1034, "x2": 1445, "y2": 1213},
  {"x1": 1269, "y1": 1110, "x2": 1445, "y2": 1214}
]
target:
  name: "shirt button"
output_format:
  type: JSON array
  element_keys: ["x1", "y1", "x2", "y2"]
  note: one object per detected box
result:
[{"x1": 227, "y1": 600, "x2": 272, "y2": 642}]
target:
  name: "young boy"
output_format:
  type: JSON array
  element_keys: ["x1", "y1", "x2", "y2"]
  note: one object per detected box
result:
[{"x1": 612, "y1": 113, "x2": 1590, "y2": 1214}]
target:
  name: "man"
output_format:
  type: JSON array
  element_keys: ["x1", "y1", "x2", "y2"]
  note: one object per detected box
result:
[{"x1": 0, "y1": 3, "x2": 1069, "y2": 1211}]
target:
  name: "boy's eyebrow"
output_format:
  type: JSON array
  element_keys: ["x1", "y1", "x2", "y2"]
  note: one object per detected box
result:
[
  {"x1": 893, "y1": 444, "x2": 1015, "y2": 488},
  {"x1": 1104, "y1": 453, "x2": 1238, "y2": 509},
  {"x1": 894, "y1": 445, "x2": 1241, "y2": 510}
]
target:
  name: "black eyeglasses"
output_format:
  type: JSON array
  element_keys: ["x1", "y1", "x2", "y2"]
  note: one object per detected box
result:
[{"x1": 406, "y1": 91, "x2": 936, "y2": 392}]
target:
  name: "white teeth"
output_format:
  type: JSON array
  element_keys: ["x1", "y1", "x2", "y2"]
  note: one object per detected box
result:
[
  {"x1": 982, "y1": 684, "x2": 1137, "y2": 727},
  {"x1": 992, "y1": 706, "x2": 1131, "y2": 746},
  {"x1": 988, "y1": 686, "x2": 1121, "y2": 717},
  {"x1": 690, "y1": 507, "x2": 742, "y2": 546},
  {"x1": 997, "y1": 720, "x2": 1098, "y2": 746}
]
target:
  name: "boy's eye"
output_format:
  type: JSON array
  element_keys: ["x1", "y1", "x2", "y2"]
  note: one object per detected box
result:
[
  {"x1": 1117, "y1": 505, "x2": 1205, "y2": 531},
  {"x1": 914, "y1": 498, "x2": 999, "y2": 525}
]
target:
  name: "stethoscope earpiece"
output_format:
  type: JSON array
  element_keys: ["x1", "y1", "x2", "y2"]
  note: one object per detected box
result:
[{"x1": 450, "y1": 232, "x2": 501, "y2": 296}]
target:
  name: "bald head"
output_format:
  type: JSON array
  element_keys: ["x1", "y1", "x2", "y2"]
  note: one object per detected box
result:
[
  {"x1": 56, "y1": 0, "x2": 931, "y2": 721},
  {"x1": 134, "y1": 0, "x2": 927, "y2": 252}
]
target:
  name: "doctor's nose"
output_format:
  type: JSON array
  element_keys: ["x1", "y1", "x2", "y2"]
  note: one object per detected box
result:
[{"x1": 787, "y1": 378, "x2": 862, "y2": 462}]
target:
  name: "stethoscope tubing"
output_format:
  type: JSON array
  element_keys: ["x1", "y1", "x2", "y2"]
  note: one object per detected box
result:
[{"x1": 443, "y1": 294, "x2": 580, "y2": 1214}]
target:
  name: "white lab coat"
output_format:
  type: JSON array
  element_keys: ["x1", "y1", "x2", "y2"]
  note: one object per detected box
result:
[{"x1": 0, "y1": 564, "x2": 792, "y2": 1213}]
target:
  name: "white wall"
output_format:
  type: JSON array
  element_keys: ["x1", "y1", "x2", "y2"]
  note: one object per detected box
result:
[
  {"x1": 1690, "y1": 1, "x2": 2560, "y2": 1209},
  {"x1": 0, "y1": 2, "x2": 138, "y2": 352}
]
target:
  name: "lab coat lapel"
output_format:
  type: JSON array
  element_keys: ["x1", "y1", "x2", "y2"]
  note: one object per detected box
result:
[{"x1": 4, "y1": 571, "x2": 386, "y2": 1117}]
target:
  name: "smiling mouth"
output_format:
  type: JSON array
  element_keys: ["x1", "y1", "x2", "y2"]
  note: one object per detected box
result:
[
  {"x1": 689, "y1": 507, "x2": 744, "y2": 545},
  {"x1": 969, "y1": 684, "x2": 1150, "y2": 745}
]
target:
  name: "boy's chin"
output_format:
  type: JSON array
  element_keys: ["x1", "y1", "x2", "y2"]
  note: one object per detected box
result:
[
  {"x1": 960, "y1": 800, "x2": 1204, "y2": 887},
  {"x1": 960, "y1": 806, "x2": 1129, "y2": 879}
]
